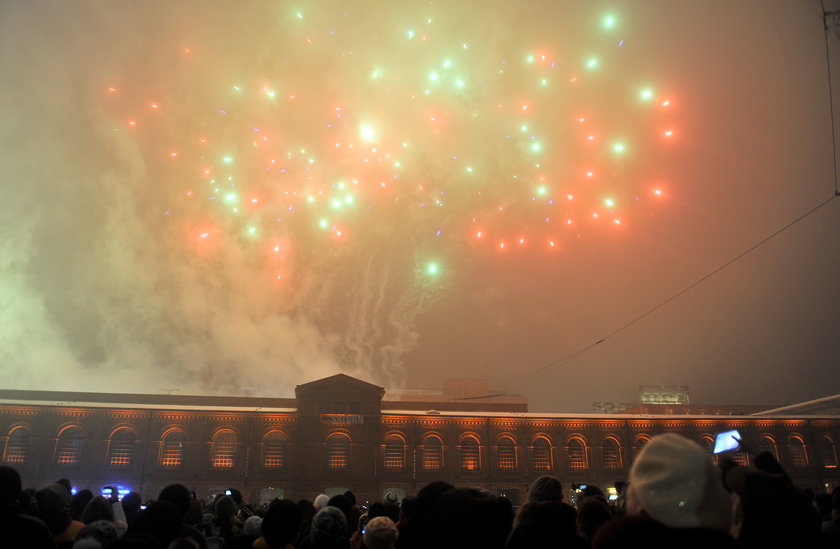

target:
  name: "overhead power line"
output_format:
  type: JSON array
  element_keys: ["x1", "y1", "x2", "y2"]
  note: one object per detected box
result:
[{"x1": 505, "y1": 193, "x2": 839, "y2": 388}]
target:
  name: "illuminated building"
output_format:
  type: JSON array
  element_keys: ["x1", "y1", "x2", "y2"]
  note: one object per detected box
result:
[{"x1": 1, "y1": 374, "x2": 838, "y2": 505}]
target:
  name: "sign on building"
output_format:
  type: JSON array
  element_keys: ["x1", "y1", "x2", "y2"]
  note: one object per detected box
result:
[{"x1": 639, "y1": 385, "x2": 690, "y2": 405}]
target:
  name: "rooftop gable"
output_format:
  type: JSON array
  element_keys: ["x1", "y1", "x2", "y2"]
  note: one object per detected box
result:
[{"x1": 295, "y1": 373, "x2": 385, "y2": 400}]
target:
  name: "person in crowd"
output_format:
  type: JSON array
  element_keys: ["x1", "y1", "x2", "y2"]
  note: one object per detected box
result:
[
  {"x1": 125, "y1": 499, "x2": 183, "y2": 549},
  {"x1": 327, "y1": 494, "x2": 354, "y2": 538},
  {"x1": 394, "y1": 495, "x2": 413, "y2": 540},
  {"x1": 0, "y1": 465, "x2": 57, "y2": 549},
  {"x1": 71, "y1": 490, "x2": 94, "y2": 522},
  {"x1": 81, "y1": 496, "x2": 115, "y2": 525},
  {"x1": 226, "y1": 514, "x2": 261, "y2": 548},
  {"x1": 303, "y1": 505, "x2": 349, "y2": 549},
  {"x1": 507, "y1": 477, "x2": 586, "y2": 549},
  {"x1": 120, "y1": 492, "x2": 143, "y2": 528},
  {"x1": 294, "y1": 499, "x2": 317, "y2": 547},
  {"x1": 37, "y1": 482, "x2": 86, "y2": 547},
  {"x1": 72, "y1": 519, "x2": 120, "y2": 548},
  {"x1": 212, "y1": 493, "x2": 241, "y2": 544},
  {"x1": 592, "y1": 432, "x2": 737, "y2": 549},
  {"x1": 56, "y1": 479, "x2": 73, "y2": 496},
  {"x1": 184, "y1": 497, "x2": 205, "y2": 530},
  {"x1": 816, "y1": 492, "x2": 834, "y2": 524},
  {"x1": 20, "y1": 486, "x2": 40, "y2": 515},
  {"x1": 611, "y1": 482, "x2": 628, "y2": 517},
  {"x1": 822, "y1": 487, "x2": 840, "y2": 544},
  {"x1": 727, "y1": 465, "x2": 822, "y2": 548},
  {"x1": 381, "y1": 503, "x2": 399, "y2": 525},
  {"x1": 577, "y1": 497, "x2": 611, "y2": 543},
  {"x1": 199, "y1": 512, "x2": 216, "y2": 541},
  {"x1": 363, "y1": 516, "x2": 398, "y2": 549},
  {"x1": 725, "y1": 436, "x2": 824, "y2": 548},
  {"x1": 366, "y1": 502, "x2": 387, "y2": 521},
  {"x1": 394, "y1": 481, "x2": 452, "y2": 549},
  {"x1": 158, "y1": 484, "x2": 206, "y2": 545},
  {"x1": 579, "y1": 484, "x2": 606, "y2": 504},
  {"x1": 253, "y1": 498, "x2": 300, "y2": 549},
  {"x1": 313, "y1": 494, "x2": 330, "y2": 510},
  {"x1": 424, "y1": 487, "x2": 511, "y2": 549},
  {"x1": 78, "y1": 492, "x2": 127, "y2": 539},
  {"x1": 379, "y1": 493, "x2": 400, "y2": 524},
  {"x1": 343, "y1": 490, "x2": 362, "y2": 538},
  {"x1": 527, "y1": 475, "x2": 564, "y2": 504}
]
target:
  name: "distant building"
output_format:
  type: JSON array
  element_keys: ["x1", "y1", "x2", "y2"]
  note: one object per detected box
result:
[
  {"x1": 0, "y1": 374, "x2": 838, "y2": 506},
  {"x1": 639, "y1": 385, "x2": 690, "y2": 405}
]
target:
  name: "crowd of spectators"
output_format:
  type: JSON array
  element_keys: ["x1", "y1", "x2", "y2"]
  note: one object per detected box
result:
[{"x1": 2, "y1": 433, "x2": 839, "y2": 548}]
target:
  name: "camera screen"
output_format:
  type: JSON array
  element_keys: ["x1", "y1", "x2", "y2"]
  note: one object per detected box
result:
[{"x1": 713, "y1": 429, "x2": 741, "y2": 453}]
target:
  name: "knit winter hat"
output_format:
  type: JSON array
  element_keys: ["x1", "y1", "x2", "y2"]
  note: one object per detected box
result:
[
  {"x1": 629, "y1": 433, "x2": 730, "y2": 531},
  {"x1": 363, "y1": 516, "x2": 398, "y2": 549},
  {"x1": 243, "y1": 515, "x2": 263, "y2": 537},
  {"x1": 310, "y1": 506, "x2": 348, "y2": 545},
  {"x1": 75, "y1": 519, "x2": 120, "y2": 547}
]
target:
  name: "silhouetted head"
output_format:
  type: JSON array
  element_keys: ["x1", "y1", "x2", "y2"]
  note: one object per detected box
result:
[
  {"x1": 158, "y1": 484, "x2": 191, "y2": 519},
  {"x1": 81, "y1": 495, "x2": 114, "y2": 524},
  {"x1": 262, "y1": 499, "x2": 301, "y2": 547},
  {"x1": 0, "y1": 465, "x2": 22, "y2": 505},
  {"x1": 310, "y1": 505, "x2": 348, "y2": 548},
  {"x1": 425, "y1": 487, "x2": 511, "y2": 549},
  {"x1": 527, "y1": 475, "x2": 563, "y2": 503},
  {"x1": 130, "y1": 500, "x2": 182, "y2": 548}
]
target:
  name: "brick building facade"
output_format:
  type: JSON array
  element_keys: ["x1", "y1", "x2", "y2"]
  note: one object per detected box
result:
[{"x1": 1, "y1": 374, "x2": 838, "y2": 505}]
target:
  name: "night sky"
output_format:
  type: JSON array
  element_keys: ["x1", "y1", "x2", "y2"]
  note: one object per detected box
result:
[{"x1": 2, "y1": 1, "x2": 839, "y2": 412}]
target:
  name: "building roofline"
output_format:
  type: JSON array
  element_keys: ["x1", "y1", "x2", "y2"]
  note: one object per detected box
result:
[
  {"x1": 0, "y1": 396, "x2": 836, "y2": 420},
  {"x1": 2, "y1": 387, "x2": 839, "y2": 420}
]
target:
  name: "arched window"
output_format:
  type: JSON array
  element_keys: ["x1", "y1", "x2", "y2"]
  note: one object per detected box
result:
[
  {"x1": 422, "y1": 435, "x2": 443, "y2": 470},
  {"x1": 4, "y1": 426, "x2": 30, "y2": 464},
  {"x1": 819, "y1": 436, "x2": 837, "y2": 469},
  {"x1": 496, "y1": 436, "x2": 517, "y2": 470},
  {"x1": 532, "y1": 436, "x2": 552, "y2": 471},
  {"x1": 759, "y1": 435, "x2": 778, "y2": 460},
  {"x1": 632, "y1": 436, "x2": 650, "y2": 460},
  {"x1": 160, "y1": 429, "x2": 186, "y2": 468},
  {"x1": 788, "y1": 435, "x2": 808, "y2": 468},
  {"x1": 55, "y1": 426, "x2": 85, "y2": 466},
  {"x1": 567, "y1": 437, "x2": 587, "y2": 470},
  {"x1": 262, "y1": 430, "x2": 288, "y2": 468},
  {"x1": 461, "y1": 435, "x2": 480, "y2": 471},
  {"x1": 108, "y1": 427, "x2": 136, "y2": 466},
  {"x1": 602, "y1": 437, "x2": 622, "y2": 470},
  {"x1": 383, "y1": 434, "x2": 406, "y2": 470},
  {"x1": 211, "y1": 429, "x2": 237, "y2": 468},
  {"x1": 326, "y1": 433, "x2": 350, "y2": 469}
]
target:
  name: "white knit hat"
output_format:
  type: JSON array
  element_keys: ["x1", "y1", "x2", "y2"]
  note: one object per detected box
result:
[
  {"x1": 314, "y1": 493, "x2": 330, "y2": 509},
  {"x1": 629, "y1": 433, "x2": 730, "y2": 531},
  {"x1": 243, "y1": 515, "x2": 263, "y2": 537}
]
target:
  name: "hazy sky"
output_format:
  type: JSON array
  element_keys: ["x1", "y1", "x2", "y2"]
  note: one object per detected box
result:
[{"x1": 2, "y1": 1, "x2": 838, "y2": 412}]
